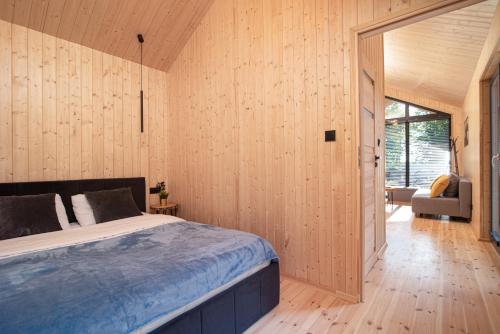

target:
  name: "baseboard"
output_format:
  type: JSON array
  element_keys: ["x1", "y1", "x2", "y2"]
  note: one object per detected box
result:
[
  {"x1": 281, "y1": 274, "x2": 361, "y2": 304},
  {"x1": 377, "y1": 242, "x2": 388, "y2": 259},
  {"x1": 335, "y1": 290, "x2": 360, "y2": 303},
  {"x1": 280, "y1": 274, "x2": 336, "y2": 294},
  {"x1": 365, "y1": 252, "x2": 379, "y2": 275},
  {"x1": 280, "y1": 274, "x2": 360, "y2": 303}
]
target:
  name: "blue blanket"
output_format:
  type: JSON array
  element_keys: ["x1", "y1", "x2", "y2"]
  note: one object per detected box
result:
[{"x1": 0, "y1": 221, "x2": 278, "y2": 333}]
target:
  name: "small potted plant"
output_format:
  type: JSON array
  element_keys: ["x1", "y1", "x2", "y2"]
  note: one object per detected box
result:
[{"x1": 157, "y1": 181, "x2": 169, "y2": 206}]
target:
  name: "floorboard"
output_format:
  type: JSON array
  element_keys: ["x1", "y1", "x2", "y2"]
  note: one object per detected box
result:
[{"x1": 247, "y1": 204, "x2": 500, "y2": 333}]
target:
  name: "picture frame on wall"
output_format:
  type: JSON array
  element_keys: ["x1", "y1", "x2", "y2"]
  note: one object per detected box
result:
[{"x1": 464, "y1": 116, "x2": 469, "y2": 147}]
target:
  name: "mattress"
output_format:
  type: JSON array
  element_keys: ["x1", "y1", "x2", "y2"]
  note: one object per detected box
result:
[{"x1": 0, "y1": 215, "x2": 276, "y2": 333}]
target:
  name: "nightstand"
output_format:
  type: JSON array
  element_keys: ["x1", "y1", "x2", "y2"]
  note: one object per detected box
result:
[{"x1": 150, "y1": 203, "x2": 178, "y2": 216}]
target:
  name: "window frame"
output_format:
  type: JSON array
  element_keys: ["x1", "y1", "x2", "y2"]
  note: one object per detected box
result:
[{"x1": 385, "y1": 96, "x2": 452, "y2": 187}]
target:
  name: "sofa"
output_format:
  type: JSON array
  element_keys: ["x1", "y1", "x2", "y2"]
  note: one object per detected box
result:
[{"x1": 411, "y1": 177, "x2": 472, "y2": 220}]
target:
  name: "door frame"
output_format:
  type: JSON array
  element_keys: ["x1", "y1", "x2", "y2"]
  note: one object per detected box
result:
[
  {"x1": 480, "y1": 65, "x2": 500, "y2": 242},
  {"x1": 352, "y1": 0, "x2": 485, "y2": 301},
  {"x1": 489, "y1": 67, "x2": 500, "y2": 246},
  {"x1": 480, "y1": 63, "x2": 500, "y2": 252}
]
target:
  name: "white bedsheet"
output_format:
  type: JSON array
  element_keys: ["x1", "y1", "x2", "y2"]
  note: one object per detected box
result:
[{"x1": 0, "y1": 214, "x2": 184, "y2": 259}]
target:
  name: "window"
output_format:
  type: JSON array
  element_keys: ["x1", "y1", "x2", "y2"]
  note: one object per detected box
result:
[
  {"x1": 385, "y1": 97, "x2": 451, "y2": 188},
  {"x1": 385, "y1": 123, "x2": 406, "y2": 187},
  {"x1": 385, "y1": 99, "x2": 406, "y2": 119}
]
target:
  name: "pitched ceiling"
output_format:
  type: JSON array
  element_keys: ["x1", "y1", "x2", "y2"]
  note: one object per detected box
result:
[
  {"x1": 384, "y1": 0, "x2": 498, "y2": 107},
  {"x1": 0, "y1": 0, "x2": 214, "y2": 71}
]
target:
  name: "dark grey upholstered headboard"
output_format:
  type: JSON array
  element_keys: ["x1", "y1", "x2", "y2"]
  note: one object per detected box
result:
[{"x1": 0, "y1": 177, "x2": 146, "y2": 223}]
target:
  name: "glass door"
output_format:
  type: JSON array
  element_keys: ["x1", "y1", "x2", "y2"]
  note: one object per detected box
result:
[{"x1": 491, "y1": 66, "x2": 500, "y2": 246}]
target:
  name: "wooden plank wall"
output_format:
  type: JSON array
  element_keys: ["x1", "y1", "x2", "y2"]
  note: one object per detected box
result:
[
  {"x1": 166, "y1": 0, "x2": 459, "y2": 298},
  {"x1": 385, "y1": 85, "x2": 465, "y2": 173},
  {"x1": 462, "y1": 2, "x2": 500, "y2": 240},
  {"x1": 0, "y1": 20, "x2": 168, "y2": 206}
]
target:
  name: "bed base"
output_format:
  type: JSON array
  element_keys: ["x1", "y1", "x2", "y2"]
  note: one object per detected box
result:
[{"x1": 152, "y1": 261, "x2": 280, "y2": 334}]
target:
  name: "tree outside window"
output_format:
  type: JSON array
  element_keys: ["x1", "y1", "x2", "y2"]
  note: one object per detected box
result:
[{"x1": 385, "y1": 98, "x2": 451, "y2": 188}]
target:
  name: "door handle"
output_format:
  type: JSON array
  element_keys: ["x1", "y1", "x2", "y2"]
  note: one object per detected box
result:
[
  {"x1": 375, "y1": 155, "x2": 380, "y2": 167},
  {"x1": 492, "y1": 154, "x2": 500, "y2": 167}
]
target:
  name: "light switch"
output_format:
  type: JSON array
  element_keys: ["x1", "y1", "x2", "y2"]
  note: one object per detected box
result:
[{"x1": 325, "y1": 130, "x2": 336, "y2": 142}]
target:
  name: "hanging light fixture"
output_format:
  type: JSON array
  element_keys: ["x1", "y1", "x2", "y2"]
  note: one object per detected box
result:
[{"x1": 138, "y1": 34, "x2": 144, "y2": 133}]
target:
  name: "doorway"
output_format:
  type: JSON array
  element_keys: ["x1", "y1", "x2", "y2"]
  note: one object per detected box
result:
[{"x1": 355, "y1": 0, "x2": 497, "y2": 301}]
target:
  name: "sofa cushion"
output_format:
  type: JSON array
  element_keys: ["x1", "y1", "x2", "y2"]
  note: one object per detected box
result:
[
  {"x1": 412, "y1": 188, "x2": 460, "y2": 216},
  {"x1": 412, "y1": 188, "x2": 431, "y2": 197},
  {"x1": 430, "y1": 175, "x2": 449, "y2": 198},
  {"x1": 444, "y1": 173, "x2": 460, "y2": 197},
  {"x1": 458, "y1": 177, "x2": 472, "y2": 219}
]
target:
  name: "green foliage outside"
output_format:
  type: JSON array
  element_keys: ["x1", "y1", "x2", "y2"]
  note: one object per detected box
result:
[{"x1": 385, "y1": 99, "x2": 450, "y2": 188}]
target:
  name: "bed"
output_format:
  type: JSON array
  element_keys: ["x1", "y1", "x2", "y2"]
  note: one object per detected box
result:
[{"x1": 0, "y1": 178, "x2": 280, "y2": 334}]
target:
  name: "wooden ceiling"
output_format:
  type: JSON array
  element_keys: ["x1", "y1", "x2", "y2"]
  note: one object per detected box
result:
[
  {"x1": 0, "y1": 0, "x2": 214, "y2": 71},
  {"x1": 384, "y1": 0, "x2": 498, "y2": 107}
]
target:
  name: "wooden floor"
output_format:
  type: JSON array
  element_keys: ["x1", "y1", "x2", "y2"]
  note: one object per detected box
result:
[{"x1": 247, "y1": 205, "x2": 500, "y2": 333}]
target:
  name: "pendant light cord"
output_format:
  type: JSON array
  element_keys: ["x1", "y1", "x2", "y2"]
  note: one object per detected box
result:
[
  {"x1": 138, "y1": 34, "x2": 144, "y2": 133},
  {"x1": 140, "y1": 42, "x2": 143, "y2": 91}
]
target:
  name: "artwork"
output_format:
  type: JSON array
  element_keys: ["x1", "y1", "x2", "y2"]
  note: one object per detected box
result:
[{"x1": 464, "y1": 117, "x2": 469, "y2": 147}]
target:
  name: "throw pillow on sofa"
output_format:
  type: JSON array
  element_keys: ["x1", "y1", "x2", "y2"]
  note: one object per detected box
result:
[
  {"x1": 430, "y1": 175, "x2": 450, "y2": 198},
  {"x1": 443, "y1": 173, "x2": 459, "y2": 197}
]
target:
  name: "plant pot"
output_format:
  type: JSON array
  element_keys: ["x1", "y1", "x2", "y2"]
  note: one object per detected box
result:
[{"x1": 160, "y1": 198, "x2": 168, "y2": 206}]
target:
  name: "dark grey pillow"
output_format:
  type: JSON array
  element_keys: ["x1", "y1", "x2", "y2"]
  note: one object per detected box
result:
[
  {"x1": 0, "y1": 193, "x2": 61, "y2": 240},
  {"x1": 84, "y1": 188, "x2": 142, "y2": 224},
  {"x1": 444, "y1": 173, "x2": 460, "y2": 197}
]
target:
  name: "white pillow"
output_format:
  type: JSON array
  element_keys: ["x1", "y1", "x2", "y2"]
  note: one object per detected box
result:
[
  {"x1": 55, "y1": 194, "x2": 71, "y2": 230},
  {"x1": 71, "y1": 194, "x2": 96, "y2": 226}
]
